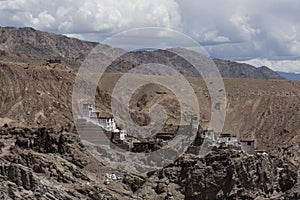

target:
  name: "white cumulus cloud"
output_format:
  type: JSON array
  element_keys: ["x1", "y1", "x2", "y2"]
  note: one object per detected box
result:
[
  {"x1": 0, "y1": 0, "x2": 181, "y2": 35},
  {"x1": 1, "y1": 0, "x2": 300, "y2": 72}
]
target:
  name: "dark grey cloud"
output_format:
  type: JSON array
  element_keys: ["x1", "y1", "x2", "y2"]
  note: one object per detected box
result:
[
  {"x1": 176, "y1": 0, "x2": 300, "y2": 72},
  {"x1": 178, "y1": 1, "x2": 300, "y2": 57}
]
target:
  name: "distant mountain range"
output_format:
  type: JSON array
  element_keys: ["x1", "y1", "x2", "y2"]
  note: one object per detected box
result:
[
  {"x1": 277, "y1": 71, "x2": 300, "y2": 81},
  {"x1": 106, "y1": 50, "x2": 285, "y2": 79},
  {"x1": 212, "y1": 59, "x2": 284, "y2": 80},
  {"x1": 0, "y1": 26, "x2": 285, "y2": 80}
]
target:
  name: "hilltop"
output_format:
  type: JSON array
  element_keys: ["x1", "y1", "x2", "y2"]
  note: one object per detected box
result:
[{"x1": 0, "y1": 26, "x2": 284, "y2": 80}]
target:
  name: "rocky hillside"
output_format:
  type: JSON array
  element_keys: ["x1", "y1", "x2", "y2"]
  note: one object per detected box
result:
[
  {"x1": 0, "y1": 61, "x2": 76, "y2": 129},
  {"x1": 142, "y1": 148, "x2": 298, "y2": 199},
  {"x1": 0, "y1": 26, "x2": 284, "y2": 80},
  {"x1": 213, "y1": 59, "x2": 284, "y2": 79},
  {"x1": 0, "y1": 60, "x2": 297, "y2": 139},
  {"x1": 0, "y1": 26, "x2": 99, "y2": 66},
  {"x1": 0, "y1": 60, "x2": 299, "y2": 199},
  {"x1": 0, "y1": 126, "x2": 298, "y2": 199},
  {"x1": 125, "y1": 76, "x2": 300, "y2": 153},
  {"x1": 0, "y1": 26, "x2": 299, "y2": 199},
  {"x1": 0, "y1": 126, "x2": 135, "y2": 199},
  {"x1": 0, "y1": 60, "x2": 299, "y2": 155}
]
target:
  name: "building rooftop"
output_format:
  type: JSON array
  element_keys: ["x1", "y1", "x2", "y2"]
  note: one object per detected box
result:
[
  {"x1": 220, "y1": 133, "x2": 235, "y2": 137},
  {"x1": 240, "y1": 139, "x2": 255, "y2": 142}
]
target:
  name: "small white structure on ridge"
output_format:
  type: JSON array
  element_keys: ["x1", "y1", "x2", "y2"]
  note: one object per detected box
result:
[
  {"x1": 120, "y1": 130, "x2": 127, "y2": 141},
  {"x1": 82, "y1": 103, "x2": 118, "y2": 132},
  {"x1": 82, "y1": 103, "x2": 94, "y2": 118},
  {"x1": 218, "y1": 133, "x2": 238, "y2": 146}
]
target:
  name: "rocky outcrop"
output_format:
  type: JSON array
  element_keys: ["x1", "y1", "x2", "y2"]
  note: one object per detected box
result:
[
  {"x1": 0, "y1": 127, "x2": 133, "y2": 199},
  {"x1": 4, "y1": 127, "x2": 90, "y2": 169},
  {"x1": 0, "y1": 164, "x2": 37, "y2": 190},
  {"x1": 122, "y1": 173, "x2": 146, "y2": 192},
  {"x1": 0, "y1": 163, "x2": 73, "y2": 199},
  {"x1": 0, "y1": 126, "x2": 299, "y2": 199},
  {"x1": 140, "y1": 148, "x2": 298, "y2": 199},
  {"x1": 0, "y1": 163, "x2": 118, "y2": 200}
]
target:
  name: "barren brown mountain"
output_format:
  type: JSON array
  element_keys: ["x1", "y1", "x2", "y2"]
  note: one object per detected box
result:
[{"x1": 0, "y1": 27, "x2": 299, "y2": 199}]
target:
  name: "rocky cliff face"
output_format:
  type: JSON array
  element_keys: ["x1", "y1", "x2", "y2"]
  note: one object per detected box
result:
[
  {"x1": 0, "y1": 126, "x2": 137, "y2": 199},
  {"x1": 0, "y1": 127, "x2": 298, "y2": 199},
  {"x1": 139, "y1": 149, "x2": 298, "y2": 199}
]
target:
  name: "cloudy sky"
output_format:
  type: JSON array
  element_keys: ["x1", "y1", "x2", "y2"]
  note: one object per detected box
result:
[{"x1": 0, "y1": 0, "x2": 299, "y2": 73}]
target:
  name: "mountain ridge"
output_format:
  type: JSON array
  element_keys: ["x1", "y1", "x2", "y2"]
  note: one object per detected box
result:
[
  {"x1": 0, "y1": 26, "x2": 299, "y2": 199},
  {"x1": 0, "y1": 26, "x2": 284, "y2": 80}
]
